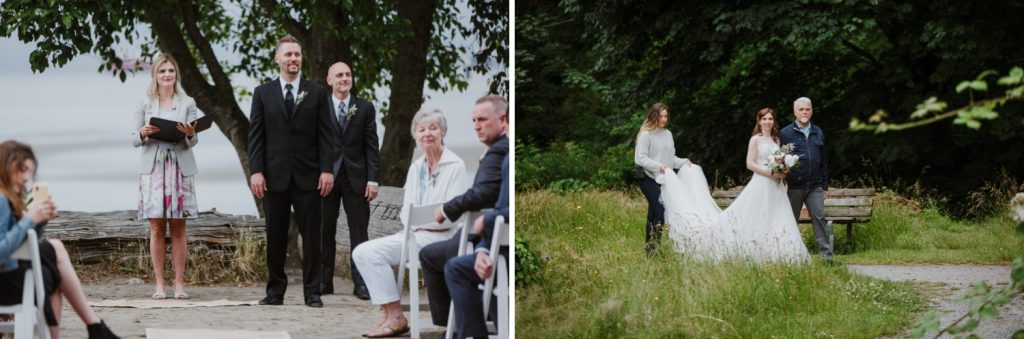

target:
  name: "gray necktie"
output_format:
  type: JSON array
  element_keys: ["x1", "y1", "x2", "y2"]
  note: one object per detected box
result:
[{"x1": 337, "y1": 102, "x2": 347, "y2": 132}]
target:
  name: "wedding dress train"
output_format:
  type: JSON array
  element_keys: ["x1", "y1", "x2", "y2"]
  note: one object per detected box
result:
[{"x1": 658, "y1": 137, "x2": 811, "y2": 262}]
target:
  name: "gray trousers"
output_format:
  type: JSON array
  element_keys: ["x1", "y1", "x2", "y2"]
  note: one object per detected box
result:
[{"x1": 787, "y1": 187, "x2": 834, "y2": 259}]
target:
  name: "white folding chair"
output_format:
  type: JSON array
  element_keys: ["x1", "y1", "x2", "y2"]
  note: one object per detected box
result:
[
  {"x1": 480, "y1": 216, "x2": 509, "y2": 339},
  {"x1": 0, "y1": 229, "x2": 52, "y2": 339},
  {"x1": 443, "y1": 209, "x2": 494, "y2": 339},
  {"x1": 397, "y1": 202, "x2": 462, "y2": 339}
]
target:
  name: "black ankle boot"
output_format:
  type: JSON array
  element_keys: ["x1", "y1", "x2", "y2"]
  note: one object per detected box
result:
[{"x1": 87, "y1": 320, "x2": 120, "y2": 339}]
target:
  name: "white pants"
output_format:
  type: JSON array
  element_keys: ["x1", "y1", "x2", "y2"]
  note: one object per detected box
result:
[{"x1": 352, "y1": 228, "x2": 455, "y2": 304}]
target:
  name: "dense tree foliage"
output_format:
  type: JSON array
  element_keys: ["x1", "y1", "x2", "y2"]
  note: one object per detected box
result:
[
  {"x1": 1, "y1": 0, "x2": 508, "y2": 195},
  {"x1": 516, "y1": 0, "x2": 1024, "y2": 218}
]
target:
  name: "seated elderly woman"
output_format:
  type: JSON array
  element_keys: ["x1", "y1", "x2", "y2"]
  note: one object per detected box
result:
[
  {"x1": 0, "y1": 140, "x2": 119, "y2": 339},
  {"x1": 352, "y1": 108, "x2": 468, "y2": 338}
]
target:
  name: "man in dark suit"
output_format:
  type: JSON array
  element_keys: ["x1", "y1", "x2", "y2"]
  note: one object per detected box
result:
[
  {"x1": 419, "y1": 95, "x2": 509, "y2": 327},
  {"x1": 444, "y1": 156, "x2": 509, "y2": 339},
  {"x1": 248, "y1": 35, "x2": 334, "y2": 308},
  {"x1": 320, "y1": 61, "x2": 380, "y2": 299}
]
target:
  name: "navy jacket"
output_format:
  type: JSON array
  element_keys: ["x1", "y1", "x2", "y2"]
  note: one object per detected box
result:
[
  {"x1": 476, "y1": 156, "x2": 509, "y2": 253},
  {"x1": 779, "y1": 122, "x2": 829, "y2": 191}
]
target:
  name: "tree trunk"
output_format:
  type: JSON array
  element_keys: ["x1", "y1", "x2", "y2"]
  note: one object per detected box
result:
[{"x1": 380, "y1": 0, "x2": 439, "y2": 186}]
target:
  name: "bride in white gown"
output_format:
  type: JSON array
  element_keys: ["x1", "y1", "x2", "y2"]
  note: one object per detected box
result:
[{"x1": 658, "y1": 108, "x2": 810, "y2": 262}]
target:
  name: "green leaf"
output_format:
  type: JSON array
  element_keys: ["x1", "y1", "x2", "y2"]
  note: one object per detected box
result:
[
  {"x1": 118, "y1": 70, "x2": 126, "y2": 82},
  {"x1": 910, "y1": 96, "x2": 946, "y2": 119},
  {"x1": 975, "y1": 69, "x2": 998, "y2": 81},
  {"x1": 962, "y1": 317, "x2": 980, "y2": 331},
  {"x1": 978, "y1": 303, "x2": 998, "y2": 320},
  {"x1": 966, "y1": 106, "x2": 999, "y2": 120},
  {"x1": 969, "y1": 80, "x2": 988, "y2": 92},
  {"x1": 956, "y1": 81, "x2": 971, "y2": 93},
  {"x1": 1011, "y1": 329, "x2": 1024, "y2": 339},
  {"x1": 997, "y1": 66, "x2": 1023, "y2": 85},
  {"x1": 966, "y1": 120, "x2": 981, "y2": 129},
  {"x1": 1012, "y1": 258, "x2": 1024, "y2": 282}
]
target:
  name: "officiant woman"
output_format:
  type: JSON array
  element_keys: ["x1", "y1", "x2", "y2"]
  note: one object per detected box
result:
[{"x1": 130, "y1": 54, "x2": 201, "y2": 300}]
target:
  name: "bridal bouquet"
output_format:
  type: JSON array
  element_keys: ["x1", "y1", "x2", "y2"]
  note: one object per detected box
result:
[{"x1": 768, "y1": 143, "x2": 799, "y2": 178}]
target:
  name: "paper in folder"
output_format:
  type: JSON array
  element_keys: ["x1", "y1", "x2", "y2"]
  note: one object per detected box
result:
[{"x1": 147, "y1": 114, "x2": 215, "y2": 142}]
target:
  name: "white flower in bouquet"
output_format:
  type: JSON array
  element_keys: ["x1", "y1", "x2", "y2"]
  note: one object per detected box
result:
[{"x1": 784, "y1": 154, "x2": 799, "y2": 168}]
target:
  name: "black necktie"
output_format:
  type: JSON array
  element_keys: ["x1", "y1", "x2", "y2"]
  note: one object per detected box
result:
[{"x1": 284, "y1": 84, "x2": 295, "y2": 117}]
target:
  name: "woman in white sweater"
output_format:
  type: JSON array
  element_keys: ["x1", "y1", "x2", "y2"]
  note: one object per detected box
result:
[
  {"x1": 352, "y1": 108, "x2": 468, "y2": 337},
  {"x1": 634, "y1": 103, "x2": 691, "y2": 254}
]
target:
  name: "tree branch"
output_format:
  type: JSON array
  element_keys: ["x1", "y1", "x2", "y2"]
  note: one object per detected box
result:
[
  {"x1": 145, "y1": 3, "x2": 212, "y2": 96},
  {"x1": 855, "y1": 95, "x2": 1023, "y2": 132},
  {"x1": 841, "y1": 38, "x2": 880, "y2": 68},
  {"x1": 177, "y1": 0, "x2": 233, "y2": 92},
  {"x1": 257, "y1": 0, "x2": 310, "y2": 43}
]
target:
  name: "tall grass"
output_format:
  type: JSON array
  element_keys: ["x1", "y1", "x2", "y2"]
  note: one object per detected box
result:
[{"x1": 517, "y1": 190, "x2": 923, "y2": 338}]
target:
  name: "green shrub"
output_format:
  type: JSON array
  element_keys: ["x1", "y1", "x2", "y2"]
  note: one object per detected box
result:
[
  {"x1": 515, "y1": 237, "x2": 545, "y2": 288},
  {"x1": 516, "y1": 137, "x2": 636, "y2": 192}
]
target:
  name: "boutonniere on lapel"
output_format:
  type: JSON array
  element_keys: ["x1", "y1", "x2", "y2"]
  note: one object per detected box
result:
[
  {"x1": 346, "y1": 102, "x2": 358, "y2": 121},
  {"x1": 295, "y1": 90, "x2": 308, "y2": 107}
]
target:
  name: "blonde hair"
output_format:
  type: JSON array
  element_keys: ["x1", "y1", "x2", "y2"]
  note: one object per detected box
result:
[
  {"x1": 146, "y1": 55, "x2": 183, "y2": 101},
  {"x1": 275, "y1": 35, "x2": 301, "y2": 55},
  {"x1": 640, "y1": 102, "x2": 668, "y2": 132}
]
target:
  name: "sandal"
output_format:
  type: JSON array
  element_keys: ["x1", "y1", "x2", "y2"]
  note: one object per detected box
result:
[
  {"x1": 151, "y1": 291, "x2": 166, "y2": 300},
  {"x1": 175, "y1": 292, "x2": 190, "y2": 300},
  {"x1": 365, "y1": 318, "x2": 409, "y2": 338},
  {"x1": 362, "y1": 320, "x2": 386, "y2": 337}
]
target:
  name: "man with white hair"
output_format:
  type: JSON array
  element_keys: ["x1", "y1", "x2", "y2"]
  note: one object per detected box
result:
[{"x1": 779, "y1": 97, "x2": 834, "y2": 263}]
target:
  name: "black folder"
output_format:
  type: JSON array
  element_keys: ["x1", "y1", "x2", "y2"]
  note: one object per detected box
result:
[{"x1": 147, "y1": 115, "x2": 215, "y2": 142}]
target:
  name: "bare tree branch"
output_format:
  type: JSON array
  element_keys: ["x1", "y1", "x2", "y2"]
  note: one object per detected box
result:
[{"x1": 177, "y1": 0, "x2": 233, "y2": 91}]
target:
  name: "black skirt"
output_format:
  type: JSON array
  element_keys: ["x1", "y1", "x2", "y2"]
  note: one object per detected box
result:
[{"x1": 0, "y1": 240, "x2": 61, "y2": 326}]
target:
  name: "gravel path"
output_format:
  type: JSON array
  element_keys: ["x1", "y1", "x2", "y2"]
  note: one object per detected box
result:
[
  {"x1": 54, "y1": 274, "x2": 443, "y2": 338},
  {"x1": 849, "y1": 264, "x2": 1023, "y2": 338}
]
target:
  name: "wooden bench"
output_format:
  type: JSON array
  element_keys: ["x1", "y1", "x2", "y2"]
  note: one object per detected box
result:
[{"x1": 710, "y1": 187, "x2": 876, "y2": 241}]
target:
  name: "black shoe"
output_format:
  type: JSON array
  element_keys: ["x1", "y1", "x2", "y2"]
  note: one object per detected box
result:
[
  {"x1": 321, "y1": 283, "x2": 335, "y2": 295},
  {"x1": 259, "y1": 295, "x2": 284, "y2": 305},
  {"x1": 353, "y1": 285, "x2": 370, "y2": 300},
  {"x1": 305, "y1": 294, "x2": 323, "y2": 308},
  {"x1": 86, "y1": 320, "x2": 120, "y2": 339},
  {"x1": 644, "y1": 242, "x2": 658, "y2": 256}
]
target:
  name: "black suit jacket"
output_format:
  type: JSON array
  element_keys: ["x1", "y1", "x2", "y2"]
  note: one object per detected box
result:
[
  {"x1": 248, "y1": 78, "x2": 334, "y2": 192},
  {"x1": 327, "y1": 94, "x2": 380, "y2": 193},
  {"x1": 443, "y1": 134, "x2": 509, "y2": 221}
]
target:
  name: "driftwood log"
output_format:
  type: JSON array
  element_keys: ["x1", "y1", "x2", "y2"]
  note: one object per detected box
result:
[{"x1": 45, "y1": 187, "x2": 407, "y2": 275}]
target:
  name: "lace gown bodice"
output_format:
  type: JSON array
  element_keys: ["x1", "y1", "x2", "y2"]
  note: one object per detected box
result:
[{"x1": 755, "y1": 136, "x2": 779, "y2": 173}]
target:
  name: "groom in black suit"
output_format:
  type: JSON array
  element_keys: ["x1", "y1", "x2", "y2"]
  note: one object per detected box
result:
[
  {"x1": 321, "y1": 61, "x2": 380, "y2": 299},
  {"x1": 248, "y1": 35, "x2": 334, "y2": 308}
]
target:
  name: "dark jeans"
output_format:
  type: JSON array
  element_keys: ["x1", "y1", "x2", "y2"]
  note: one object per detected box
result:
[
  {"x1": 419, "y1": 230, "x2": 462, "y2": 326},
  {"x1": 638, "y1": 176, "x2": 664, "y2": 247}
]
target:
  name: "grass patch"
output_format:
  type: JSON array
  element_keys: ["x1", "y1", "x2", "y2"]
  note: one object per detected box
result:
[
  {"x1": 516, "y1": 190, "x2": 924, "y2": 338},
  {"x1": 76, "y1": 228, "x2": 267, "y2": 284},
  {"x1": 831, "y1": 191, "x2": 1024, "y2": 264}
]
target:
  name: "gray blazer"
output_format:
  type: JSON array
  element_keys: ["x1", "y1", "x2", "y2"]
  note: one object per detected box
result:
[{"x1": 130, "y1": 94, "x2": 200, "y2": 176}]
